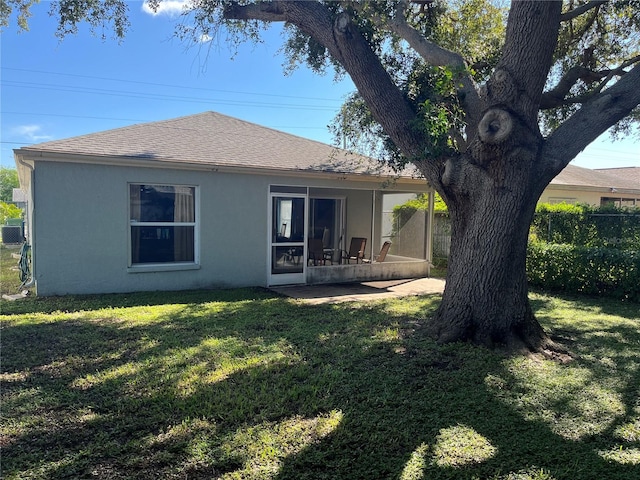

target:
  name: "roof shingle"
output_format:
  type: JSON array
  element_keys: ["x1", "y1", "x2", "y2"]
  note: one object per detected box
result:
[
  {"x1": 17, "y1": 111, "x2": 638, "y2": 190},
  {"x1": 552, "y1": 164, "x2": 639, "y2": 191},
  {"x1": 18, "y1": 111, "x2": 413, "y2": 178}
]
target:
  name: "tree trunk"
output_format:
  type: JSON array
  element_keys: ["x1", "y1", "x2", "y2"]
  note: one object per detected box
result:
[
  {"x1": 432, "y1": 207, "x2": 545, "y2": 350},
  {"x1": 428, "y1": 146, "x2": 551, "y2": 352},
  {"x1": 425, "y1": 1, "x2": 565, "y2": 352}
]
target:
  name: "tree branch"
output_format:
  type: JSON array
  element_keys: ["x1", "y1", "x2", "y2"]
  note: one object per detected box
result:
[
  {"x1": 543, "y1": 63, "x2": 640, "y2": 176},
  {"x1": 224, "y1": 1, "x2": 441, "y2": 182},
  {"x1": 385, "y1": 1, "x2": 482, "y2": 128},
  {"x1": 222, "y1": 1, "x2": 286, "y2": 22},
  {"x1": 494, "y1": 1, "x2": 562, "y2": 126},
  {"x1": 593, "y1": 54, "x2": 640, "y2": 96},
  {"x1": 541, "y1": 55, "x2": 640, "y2": 109},
  {"x1": 560, "y1": 0, "x2": 605, "y2": 22},
  {"x1": 541, "y1": 65, "x2": 606, "y2": 109}
]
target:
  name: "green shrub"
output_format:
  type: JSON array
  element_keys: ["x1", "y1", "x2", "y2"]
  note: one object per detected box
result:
[
  {"x1": 0, "y1": 167, "x2": 19, "y2": 203},
  {"x1": 1, "y1": 201, "x2": 22, "y2": 225},
  {"x1": 527, "y1": 242, "x2": 639, "y2": 302},
  {"x1": 391, "y1": 193, "x2": 448, "y2": 230},
  {"x1": 531, "y1": 203, "x2": 640, "y2": 249}
]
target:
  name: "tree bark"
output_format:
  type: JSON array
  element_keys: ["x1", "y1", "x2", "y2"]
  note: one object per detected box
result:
[{"x1": 429, "y1": 150, "x2": 549, "y2": 350}]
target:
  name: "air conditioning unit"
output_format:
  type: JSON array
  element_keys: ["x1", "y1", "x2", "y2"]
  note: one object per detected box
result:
[{"x1": 1, "y1": 226, "x2": 23, "y2": 244}]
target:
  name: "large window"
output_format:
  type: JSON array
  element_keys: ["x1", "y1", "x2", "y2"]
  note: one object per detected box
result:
[
  {"x1": 601, "y1": 196, "x2": 639, "y2": 208},
  {"x1": 129, "y1": 184, "x2": 197, "y2": 265}
]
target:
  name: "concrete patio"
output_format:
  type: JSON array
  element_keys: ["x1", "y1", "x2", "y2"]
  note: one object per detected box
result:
[{"x1": 269, "y1": 277, "x2": 445, "y2": 304}]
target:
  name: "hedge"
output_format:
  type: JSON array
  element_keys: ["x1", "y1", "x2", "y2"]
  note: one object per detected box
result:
[
  {"x1": 1, "y1": 201, "x2": 22, "y2": 225},
  {"x1": 531, "y1": 203, "x2": 640, "y2": 249},
  {"x1": 527, "y1": 242, "x2": 639, "y2": 302}
]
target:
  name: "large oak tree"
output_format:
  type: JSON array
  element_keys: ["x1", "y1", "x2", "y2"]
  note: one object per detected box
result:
[{"x1": 4, "y1": 0, "x2": 639, "y2": 352}]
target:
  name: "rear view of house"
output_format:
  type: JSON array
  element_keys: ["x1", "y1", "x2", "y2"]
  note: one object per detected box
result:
[{"x1": 14, "y1": 111, "x2": 434, "y2": 296}]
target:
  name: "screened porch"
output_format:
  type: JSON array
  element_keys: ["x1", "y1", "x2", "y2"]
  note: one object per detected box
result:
[{"x1": 269, "y1": 185, "x2": 434, "y2": 286}]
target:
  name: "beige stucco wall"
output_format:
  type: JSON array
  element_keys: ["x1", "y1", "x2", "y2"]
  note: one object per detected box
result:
[
  {"x1": 30, "y1": 160, "x2": 427, "y2": 295},
  {"x1": 540, "y1": 185, "x2": 640, "y2": 206}
]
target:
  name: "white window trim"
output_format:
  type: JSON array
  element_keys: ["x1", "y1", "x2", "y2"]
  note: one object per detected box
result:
[{"x1": 127, "y1": 183, "x2": 200, "y2": 272}]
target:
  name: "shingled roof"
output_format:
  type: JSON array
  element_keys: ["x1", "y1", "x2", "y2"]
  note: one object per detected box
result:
[
  {"x1": 595, "y1": 167, "x2": 640, "y2": 187},
  {"x1": 552, "y1": 164, "x2": 640, "y2": 192},
  {"x1": 15, "y1": 111, "x2": 416, "y2": 179},
  {"x1": 15, "y1": 111, "x2": 637, "y2": 190}
]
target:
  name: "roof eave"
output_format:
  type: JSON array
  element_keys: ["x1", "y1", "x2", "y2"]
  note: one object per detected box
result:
[{"x1": 13, "y1": 148, "x2": 428, "y2": 188}]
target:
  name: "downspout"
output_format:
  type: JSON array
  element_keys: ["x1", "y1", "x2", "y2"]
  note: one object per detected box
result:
[{"x1": 14, "y1": 154, "x2": 36, "y2": 289}]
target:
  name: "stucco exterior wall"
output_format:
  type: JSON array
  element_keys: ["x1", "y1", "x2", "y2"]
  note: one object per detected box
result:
[
  {"x1": 344, "y1": 189, "x2": 376, "y2": 257},
  {"x1": 33, "y1": 162, "x2": 270, "y2": 295},
  {"x1": 539, "y1": 185, "x2": 639, "y2": 206},
  {"x1": 31, "y1": 160, "x2": 427, "y2": 295}
]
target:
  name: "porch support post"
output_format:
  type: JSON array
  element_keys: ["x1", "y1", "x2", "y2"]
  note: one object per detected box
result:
[
  {"x1": 370, "y1": 190, "x2": 376, "y2": 260},
  {"x1": 425, "y1": 189, "x2": 435, "y2": 277}
]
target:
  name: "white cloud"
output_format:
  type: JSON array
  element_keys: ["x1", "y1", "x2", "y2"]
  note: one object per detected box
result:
[
  {"x1": 199, "y1": 33, "x2": 212, "y2": 43},
  {"x1": 13, "y1": 125, "x2": 53, "y2": 142},
  {"x1": 142, "y1": 1, "x2": 190, "y2": 17}
]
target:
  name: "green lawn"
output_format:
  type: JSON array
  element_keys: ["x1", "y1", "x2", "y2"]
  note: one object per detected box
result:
[
  {"x1": 0, "y1": 243, "x2": 26, "y2": 296},
  {"x1": 1, "y1": 283, "x2": 639, "y2": 480}
]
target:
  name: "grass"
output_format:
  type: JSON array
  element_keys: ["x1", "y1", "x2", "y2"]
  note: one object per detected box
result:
[
  {"x1": 1, "y1": 245, "x2": 639, "y2": 479},
  {"x1": 1, "y1": 243, "x2": 26, "y2": 295}
]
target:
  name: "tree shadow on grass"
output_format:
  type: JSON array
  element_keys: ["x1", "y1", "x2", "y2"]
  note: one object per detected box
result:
[
  {"x1": 2, "y1": 291, "x2": 639, "y2": 479},
  {"x1": 273, "y1": 314, "x2": 640, "y2": 480}
]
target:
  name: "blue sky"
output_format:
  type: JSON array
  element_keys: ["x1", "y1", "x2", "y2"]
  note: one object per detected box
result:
[{"x1": 1, "y1": 1, "x2": 638, "y2": 171}]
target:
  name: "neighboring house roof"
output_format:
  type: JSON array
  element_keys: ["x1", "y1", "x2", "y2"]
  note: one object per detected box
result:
[
  {"x1": 14, "y1": 111, "x2": 420, "y2": 180},
  {"x1": 550, "y1": 164, "x2": 640, "y2": 192},
  {"x1": 595, "y1": 167, "x2": 640, "y2": 187}
]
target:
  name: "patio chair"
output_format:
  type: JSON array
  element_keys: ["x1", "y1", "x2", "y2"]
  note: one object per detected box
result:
[
  {"x1": 342, "y1": 237, "x2": 367, "y2": 264},
  {"x1": 284, "y1": 246, "x2": 303, "y2": 265},
  {"x1": 363, "y1": 241, "x2": 391, "y2": 263},
  {"x1": 308, "y1": 238, "x2": 330, "y2": 266}
]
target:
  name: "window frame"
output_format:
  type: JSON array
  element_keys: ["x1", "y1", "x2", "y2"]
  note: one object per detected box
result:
[{"x1": 127, "y1": 183, "x2": 200, "y2": 272}]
